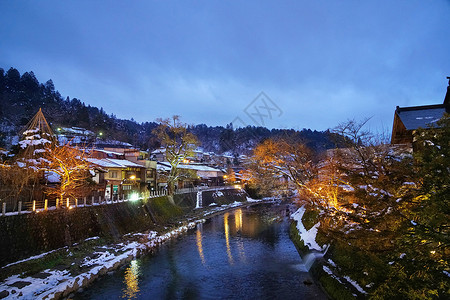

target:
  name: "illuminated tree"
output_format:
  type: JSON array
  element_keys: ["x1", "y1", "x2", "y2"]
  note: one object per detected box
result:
[
  {"x1": 248, "y1": 118, "x2": 448, "y2": 298},
  {"x1": 41, "y1": 142, "x2": 94, "y2": 206},
  {"x1": 153, "y1": 115, "x2": 198, "y2": 195},
  {"x1": 314, "y1": 119, "x2": 416, "y2": 249},
  {"x1": 0, "y1": 108, "x2": 56, "y2": 207},
  {"x1": 250, "y1": 138, "x2": 318, "y2": 198}
]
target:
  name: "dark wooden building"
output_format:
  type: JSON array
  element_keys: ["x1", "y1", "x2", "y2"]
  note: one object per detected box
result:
[{"x1": 391, "y1": 78, "x2": 450, "y2": 145}]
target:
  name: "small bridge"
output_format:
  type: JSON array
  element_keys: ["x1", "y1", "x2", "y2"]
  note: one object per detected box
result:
[{"x1": 174, "y1": 185, "x2": 241, "y2": 195}]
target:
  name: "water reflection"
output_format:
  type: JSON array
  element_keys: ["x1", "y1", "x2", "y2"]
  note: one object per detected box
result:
[
  {"x1": 76, "y1": 205, "x2": 327, "y2": 300},
  {"x1": 121, "y1": 260, "x2": 140, "y2": 299},
  {"x1": 235, "y1": 208, "x2": 243, "y2": 232},
  {"x1": 224, "y1": 212, "x2": 234, "y2": 264},
  {"x1": 196, "y1": 223, "x2": 206, "y2": 265},
  {"x1": 235, "y1": 209, "x2": 247, "y2": 262}
]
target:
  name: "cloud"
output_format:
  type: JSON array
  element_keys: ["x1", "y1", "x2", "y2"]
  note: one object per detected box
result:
[{"x1": 1, "y1": 0, "x2": 449, "y2": 133}]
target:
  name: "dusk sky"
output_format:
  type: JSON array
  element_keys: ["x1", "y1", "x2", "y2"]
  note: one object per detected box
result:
[{"x1": 1, "y1": 0, "x2": 449, "y2": 133}]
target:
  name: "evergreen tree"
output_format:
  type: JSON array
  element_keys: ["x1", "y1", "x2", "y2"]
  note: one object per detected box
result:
[{"x1": 374, "y1": 114, "x2": 450, "y2": 299}]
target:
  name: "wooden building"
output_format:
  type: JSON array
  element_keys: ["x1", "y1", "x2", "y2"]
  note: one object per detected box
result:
[{"x1": 391, "y1": 78, "x2": 450, "y2": 145}]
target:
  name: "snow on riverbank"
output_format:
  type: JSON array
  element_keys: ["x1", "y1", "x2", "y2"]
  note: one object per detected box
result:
[{"x1": 291, "y1": 206, "x2": 325, "y2": 251}]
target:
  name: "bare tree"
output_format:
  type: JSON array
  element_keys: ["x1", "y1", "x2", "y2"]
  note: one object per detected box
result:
[
  {"x1": 153, "y1": 116, "x2": 198, "y2": 195},
  {"x1": 0, "y1": 162, "x2": 40, "y2": 210}
]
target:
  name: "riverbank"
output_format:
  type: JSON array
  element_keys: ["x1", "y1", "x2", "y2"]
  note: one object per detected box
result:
[
  {"x1": 0, "y1": 197, "x2": 271, "y2": 299},
  {"x1": 289, "y1": 206, "x2": 373, "y2": 300}
]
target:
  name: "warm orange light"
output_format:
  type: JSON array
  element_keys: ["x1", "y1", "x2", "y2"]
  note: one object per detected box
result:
[
  {"x1": 196, "y1": 225, "x2": 206, "y2": 265},
  {"x1": 123, "y1": 260, "x2": 140, "y2": 299},
  {"x1": 130, "y1": 175, "x2": 136, "y2": 180},
  {"x1": 224, "y1": 213, "x2": 234, "y2": 264}
]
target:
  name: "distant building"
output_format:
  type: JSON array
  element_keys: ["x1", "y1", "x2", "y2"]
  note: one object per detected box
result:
[
  {"x1": 156, "y1": 162, "x2": 224, "y2": 189},
  {"x1": 55, "y1": 127, "x2": 95, "y2": 145},
  {"x1": 391, "y1": 78, "x2": 450, "y2": 145}
]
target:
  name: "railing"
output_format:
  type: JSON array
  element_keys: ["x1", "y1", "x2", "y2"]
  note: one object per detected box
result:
[
  {"x1": 0, "y1": 185, "x2": 242, "y2": 216},
  {"x1": 174, "y1": 185, "x2": 240, "y2": 195},
  {"x1": 0, "y1": 190, "x2": 168, "y2": 217}
]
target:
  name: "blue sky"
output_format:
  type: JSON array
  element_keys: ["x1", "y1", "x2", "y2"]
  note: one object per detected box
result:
[{"x1": 1, "y1": 0, "x2": 449, "y2": 133}]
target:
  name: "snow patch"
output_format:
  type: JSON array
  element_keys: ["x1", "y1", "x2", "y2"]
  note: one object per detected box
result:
[
  {"x1": 291, "y1": 206, "x2": 325, "y2": 251},
  {"x1": 344, "y1": 275, "x2": 367, "y2": 294}
]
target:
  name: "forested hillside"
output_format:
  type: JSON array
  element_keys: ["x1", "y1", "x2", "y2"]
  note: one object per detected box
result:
[{"x1": 0, "y1": 67, "x2": 340, "y2": 153}]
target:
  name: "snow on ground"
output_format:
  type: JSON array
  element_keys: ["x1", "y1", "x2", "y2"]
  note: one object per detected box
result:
[
  {"x1": 322, "y1": 266, "x2": 343, "y2": 284},
  {"x1": 213, "y1": 191, "x2": 224, "y2": 197},
  {"x1": 291, "y1": 206, "x2": 325, "y2": 251},
  {"x1": 246, "y1": 197, "x2": 261, "y2": 202},
  {"x1": 1, "y1": 249, "x2": 64, "y2": 269},
  {"x1": 343, "y1": 276, "x2": 367, "y2": 294},
  {"x1": 1, "y1": 269, "x2": 72, "y2": 300}
]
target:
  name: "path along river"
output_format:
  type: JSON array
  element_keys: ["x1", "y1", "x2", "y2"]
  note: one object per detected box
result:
[{"x1": 74, "y1": 203, "x2": 327, "y2": 300}]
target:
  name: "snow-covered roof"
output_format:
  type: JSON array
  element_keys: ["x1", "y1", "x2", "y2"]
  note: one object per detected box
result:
[
  {"x1": 94, "y1": 140, "x2": 132, "y2": 147},
  {"x1": 156, "y1": 162, "x2": 222, "y2": 174},
  {"x1": 59, "y1": 127, "x2": 94, "y2": 135},
  {"x1": 151, "y1": 148, "x2": 166, "y2": 154},
  {"x1": 157, "y1": 162, "x2": 171, "y2": 172},
  {"x1": 178, "y1": 164, "x2": 222, "y2": 172},
  {"x1": 87, "y1": 158, "x2": 120, "y2": 168},
  {"x1": 87, "y1": 158, "x2": 144, "y2": 169},
  {"x1": 107, "y1": 159, "x2": 144, "y2": 168},
  {"x1": 92, "y1": 149, "x2": 124, "y2": 156}
]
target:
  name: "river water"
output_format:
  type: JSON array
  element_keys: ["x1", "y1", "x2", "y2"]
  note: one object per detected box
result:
[{"x1": 74, "y1": 203, "x2": 327, "y2": 300}]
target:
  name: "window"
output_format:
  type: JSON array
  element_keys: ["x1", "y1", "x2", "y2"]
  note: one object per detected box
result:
[{"x1": 109, "y1": 170, "x2": 119, "y2": 178}]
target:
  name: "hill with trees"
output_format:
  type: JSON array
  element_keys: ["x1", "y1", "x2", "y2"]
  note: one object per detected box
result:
[{"x1": 0, "y1": 67, "x2": 341, "y2": 154}]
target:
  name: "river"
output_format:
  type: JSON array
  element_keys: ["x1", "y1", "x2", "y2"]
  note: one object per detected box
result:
[{"x1": 74, "y1": 203, "x2": 327, "y2": 300}]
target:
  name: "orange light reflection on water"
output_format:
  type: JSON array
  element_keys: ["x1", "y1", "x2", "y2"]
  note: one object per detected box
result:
[
  {"x1": 234, "y1": 208, "x2": 242, "y2": 232},
  {"x1": 224, "y1": 212, "x2": 234, "y2": 264},
  {"x1": 234, "y1": 209, "x2": 246, "y2": 262},
  {"x1": 122, "y1": 260, "x2": 140, "y2": 299},
  {"x1": 196, "y1": 223, "x2": 206, "y2": 265}
]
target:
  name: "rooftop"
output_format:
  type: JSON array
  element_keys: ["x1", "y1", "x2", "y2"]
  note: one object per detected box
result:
[{"x1": 395, "y1": 104, "x2": 447, "y2": 130}]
